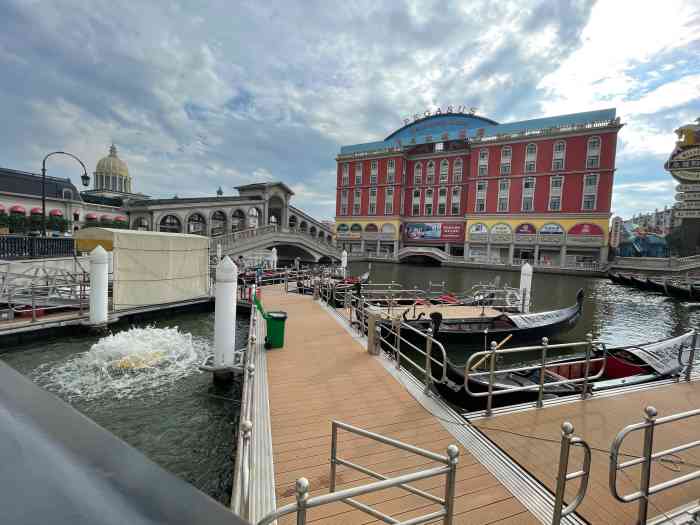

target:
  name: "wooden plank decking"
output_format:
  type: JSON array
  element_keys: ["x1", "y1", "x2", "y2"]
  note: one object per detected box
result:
[
  {"x1": 261, "y1": 285, "x2": 538, "y2": 525},
  {"x1": 474, "y1": 381, "x2": 700, "y2": 524}
]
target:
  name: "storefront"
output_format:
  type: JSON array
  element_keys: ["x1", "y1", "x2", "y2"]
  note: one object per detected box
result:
[{"x1": 403, "y1": 222, "x2": 464, "y2": 254}]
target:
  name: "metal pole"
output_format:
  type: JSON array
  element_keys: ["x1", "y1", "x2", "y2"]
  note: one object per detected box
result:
[
  {"x1": 637, "y1": 406, "x2": 657, "y2": 524},
  {"x1": 329, "y1": 424, "x2": 338, "y2": 493},
  {"x1": 295, "y1": 477, "x2": 309, "y2": 525},
  {"x1": 552, "y1": 422, "x2": 574, "y2": 524},
  {"x1": 443, "y1": 445, "x2": 460, "y2": 525},
  {"x1": 395, "y1": 319, "x2": 402, "y2": 370},
  {"x1": 537, "y1": 337, "x2": 549, "y2": 408},
  {"x1": 486, "y1": 340, "x2": 497, "y2": 417},
  {"x1": 424, "y1": 328, "x2": 433, "y2": 394},
  {"x1": 581, "y1": 333, "x2": 593, "y2": 399},
  {"x1": 30, "y1": 283, "x2": 36, "y2": 323},
  {"x1": 687, "y1": 331, "x2": 697, "y2": 382}
]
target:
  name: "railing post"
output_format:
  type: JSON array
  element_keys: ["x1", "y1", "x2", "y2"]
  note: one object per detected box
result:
[
  {"x1": 30, "y1": 282, "x2": 37, "y2": 323},
  {"x1": 367, "y1": 310, "x2": 380, "y2": 356},
  {"x1": 552, "y1": 422, "x2": 574, "y2": 524},
  {"x1": 424, "y1": 328, "x2": 433, "y2": 394},
  {"x1": 295, "y1": 477, "x2": 309, "y2": 525},
  {"x1": 486, "y1": 340, "x2": 497, "y2": 417},
  {"x1": 443, "y1": 444, "x2": 460, "y2": 525},
  {"x1": 686, "y1": 331, "x2": 697, "y2": 382},
  {"x1": 581, "y1": 333, "x2": 593, "y2": 399},
  {"x1": 537, "y1": 337, "x2": 549, "y2": 408},
  {"x1": 637, "y1": 406, "x2": 657, "y2": 524},
  {"x1": 240, "y1": 419, "x2": 252, "y2": 520},
  {"x1": 329, "y1": 423, "x2": 338, "y2": 492},
  {"x1": 394, "y1": 318, "x2": 402, "y2": 370}
]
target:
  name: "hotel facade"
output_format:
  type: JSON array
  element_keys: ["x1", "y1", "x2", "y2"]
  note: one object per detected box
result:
[{"x1": 335, "y1": 108, "x2": 622, "y2": 267}]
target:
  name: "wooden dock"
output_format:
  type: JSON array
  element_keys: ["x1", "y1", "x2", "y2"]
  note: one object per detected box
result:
[{"x1": 261, "y1": 285, "x2": 538, "y2": 524}]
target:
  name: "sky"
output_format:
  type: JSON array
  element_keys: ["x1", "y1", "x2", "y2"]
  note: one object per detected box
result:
[{"x1": 0, "y1": 0, "x2": 699, "y2": 221}]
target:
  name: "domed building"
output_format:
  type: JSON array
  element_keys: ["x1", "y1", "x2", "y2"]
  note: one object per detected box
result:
[{"x1": 93, "y1": 144, "x2": 132, "y2": 195}]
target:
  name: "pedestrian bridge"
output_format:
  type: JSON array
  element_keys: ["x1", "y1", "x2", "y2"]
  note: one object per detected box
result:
[
  {"x1": 211, "y1": 224, "x2": 342, "y2": 263},
  {"x1": 397, "y1": 246, "x2": 449, "y2": 263}
]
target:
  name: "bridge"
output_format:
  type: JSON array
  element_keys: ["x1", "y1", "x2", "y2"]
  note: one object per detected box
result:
[
  {"x1": 397, "y1": 246, "x2": 449, "y2": 264},
  {"x1": 211, "y1": 224, "x2": 342, "y2": 263}
]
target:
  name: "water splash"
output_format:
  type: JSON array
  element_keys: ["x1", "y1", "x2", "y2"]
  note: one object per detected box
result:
[{"x1": 33, "y1": 326, "x2": 211, "y2": 400}]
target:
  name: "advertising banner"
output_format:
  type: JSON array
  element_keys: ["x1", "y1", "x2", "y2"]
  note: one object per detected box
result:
[
  {"x1": 489, "y1": 223, "x2": 513, "y2": 243},
  {"x1": 468, "y1": 223, "x2": 489, "y2": 243},
  {"x1": 404, "y1": 222, "x2": 464, "y2": 242},
  {"x1": 538, "y1": 223, "x2": 565, "y2": 245},
  {"x1": 515, "y1": 223, "x2": 537, "y2": 244}
]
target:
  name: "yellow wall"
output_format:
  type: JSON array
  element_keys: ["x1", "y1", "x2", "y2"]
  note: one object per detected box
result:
[{"x1": 465, "y1": 216, "x2": 609, "y2": 243}]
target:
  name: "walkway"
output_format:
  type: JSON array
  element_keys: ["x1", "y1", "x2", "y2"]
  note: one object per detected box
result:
[{"x1": 261, "y1": 285, "x2": 538, "y2": 524}]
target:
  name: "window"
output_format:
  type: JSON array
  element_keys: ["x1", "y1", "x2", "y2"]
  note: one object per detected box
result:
[
  {"x1": 582, "y1": 173, "x2": 598, "y2": 210},
  {"x1": 340, "y1": 189, "x2": 349, "y2": 216},
  {"x1": 522, "y1": 176, "x2": 535, "y2": 212},
  {"x1": 355, "y1": 163, "x2": 362, "y2": 185},
  {"x1": 438, "y1": 187, "x2": 447, "y2": 215},
  {"x1": 370, "y1": 160, "x2": 378, "y2": 184},
  {"x1": 427, "y1": 161, "x2": 435, "y2": 184},
  {"x1": 387, "y1": 159, "x2": 395, "y2": 184},
  {"x1": 478, "y1": 149, "x2": 489, "y2": 176},
  {"x1": 353, "y1": 189, "x2": 361, "y2": 215},
  {"x1": 552, "y1": 141, "x2": 566, "y2": 170},
  {"x1": 412, "y1": 189, "x2": 421, "y2": 216},
  {"x1": 451, "y1": 187, "x2": 461, "y2": 215},
  {"x1": 342, "y1": 163, "x2": 349, "y2": 186},
  {"x1": 414, "y1": 163, "x2": 422, "y2": 185},
  {"x1": 369, "y1": 188, "x2": 377, "y2": 214},
  {"x1": 439, "y1": 159, "x2": 449, "y2": 183},
  {"x1": 500, "y1": 146, "x2": 512, "y2": 175},
  {"x1": 549, "y1": 176, "x2": 563, "y2": 211},
  {"x1": 453, "y1": 159, "x2": 462, "y2": 182},
  {"x1": 62, "y1": 189, "x2": 73, "y2": 200},
  {"x1": 475, "y1": 180, "x2": 487, "y2": 212},
  {"x1": 525, "y1": 143, "x2": 537, "y2": 173},
  {"x1": 586, "y1": 137, "x2": 600, "y2": 169},
  {"x1": 435, "y1": 142, "x2": 444, "y2": 151},
  {"x1": 424, "y1": 189, "x2": 433, "y2": 215},
  {"x1": 497, "y1": 179, "x2": 510, "y2": 212},
  {"x1": 385, "y1": 187, "x2": 394, "y2": 215}
]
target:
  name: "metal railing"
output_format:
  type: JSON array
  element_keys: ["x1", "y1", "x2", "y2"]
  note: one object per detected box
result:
[
  {"x1": 0, "y1": 235, "x2": 75, "y2": 260},
  {"x1": 609, "y1": 405, "x2": 700, "y2": 523},
  {"x1": 552, "y1": 422, "x2": 592, "y2": 524},
  {"x1": 464, "y1": 335, "x2": 607, "y2": 416},
  {"x1": 258, "y1": 420, "x2": 460, "y2": 525},
  {"x1": 678, "y1": 332, "x2": 698, "y2": 383}
]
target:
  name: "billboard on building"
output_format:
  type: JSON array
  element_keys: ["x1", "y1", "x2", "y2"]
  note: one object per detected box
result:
[{"x1": 404, "y1": 222, "x2": 464, "y2": 242}]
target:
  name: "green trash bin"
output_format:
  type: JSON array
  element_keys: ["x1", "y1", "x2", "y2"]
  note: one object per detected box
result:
[{"x1": 265, "y1": 311, "x2": 288, "y2": 349}]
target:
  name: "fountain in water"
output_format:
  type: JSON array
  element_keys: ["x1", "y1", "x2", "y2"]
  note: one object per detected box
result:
[{"x1": 33, "y1": 326, "x2": 210, "y2": 401}]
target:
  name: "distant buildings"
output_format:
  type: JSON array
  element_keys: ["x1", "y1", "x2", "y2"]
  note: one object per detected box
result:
[
  {"x1": 623, "y1": 206, "x2": 679, "y2": 236},
  {"x1": 335, "y1": 108, "x2": 622, "y2": 266}
]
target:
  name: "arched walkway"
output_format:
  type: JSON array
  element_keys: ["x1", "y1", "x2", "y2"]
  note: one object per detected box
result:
[
  {"x1": 160, "y1": 215, "x2": 182, "y2": 233},
  {"x1": 232, "y1": 210, "x2": 245, "y2": 232},
  {"x1": 211, "y1": 210, "x2": 227, "y2": 236},
  {"x1": 187, "y1": 213, "x2": 207, "y2": 235},
  {"x1": 289, "y1": 215, "x2": 298, "y2": 229},
  {"x1": 132, "y1": 217, "x2": 149, "y2": 231},
  {"x1": 268, "y1": 195, "x2": 284, "y2": 226},
  {"x1": 248, "y1": 208, "x2": 260, "y2": 228}
]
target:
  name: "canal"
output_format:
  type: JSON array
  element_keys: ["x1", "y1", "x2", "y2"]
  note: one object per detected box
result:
[
  {"x1": 350, "y1": 261, "x2": 700, "y2": 361},
  {"x1": 0, "y1": 309, "x2": 249, "y2": 506}
]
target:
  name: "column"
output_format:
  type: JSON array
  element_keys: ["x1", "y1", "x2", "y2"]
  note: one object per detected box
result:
[
  {"x1": 360, "y1": 239, "x2": 365, "y2": 254},
  {"x1": 444, "y1": 242, "x2": 450, "y2": 254},
  {"x1": 376, "y1": 239, "x2": 380, "y2": 254},
  {"x1": 534, "y1": 244, "x2": 540, "y2": 266},
  {"x1": 463, "y1": 241, "x2": 469, "y2": 260},
  {"x1": 599, "y1": 245, "x2": 609, "y2": 266},
  {"x1": 560, "y1": 245, "x2": 567, "y2": 268},
  {"x1": 508, "y1": 244, "x2": 514, "y2": 265},
  {"x1": 393, "y1": 240, "x2": 399, "y2": 257},
  {"x1": 486, "y1": 243, "x2": 491, "y2": 261}
]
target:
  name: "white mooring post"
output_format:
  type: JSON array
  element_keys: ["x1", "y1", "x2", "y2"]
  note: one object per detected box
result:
[
  {"x1": 519, "y1": 262, "x2": 533, "y2": 313},
  {"x1": 216, "y1": 242, "x2": 222, "y2": 262},
  {"x1": 271, "y1": 247, "x2": 278, "y2": 270},
  {"x1": 214, "y1": 256, "x2": 238, "y2": 368},
  {"x1": 89, "y1": 245, "x2": 109, "y2": 326},
  {"x1": 341, "y1": 249, "x2": 348, "y2": 279}
]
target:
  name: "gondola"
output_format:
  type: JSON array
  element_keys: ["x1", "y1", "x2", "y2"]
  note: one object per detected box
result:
[
  {"x1": 629, "y1": 275, "x2": 653, "y2": 291},
  {"x1": 607, "y1": 272, "x2": 622, "y2": 285},
  {"x1": 616, "y1": 273, "x2": 633, "y2": 285},
  {"x1": 663, "y1": 281, "x2": 693, "y2": 300},
  {"x1": 434, "y1": 331, "x2": 695, "y2": 411},
  {"x1": 378, "y1": 289, "x2": 584, "y2": 351},
  {"x1": 646, "y1": 278, "x2": 666, "y2": 294}
]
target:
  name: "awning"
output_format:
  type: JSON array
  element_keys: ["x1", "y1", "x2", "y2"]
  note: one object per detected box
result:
[
  {"x1": 0, "y1": 204, "x2": 5, "y2": 212},
  {"x1": 85, "y1": 213, "x2": 98, "y2": 220},
  {"x1": 100, "y1": 214, "x2": 112, "y2": 221},
  {"x1": 49, "y1": 209, "x2": 64, "y2": 217},
  {"x1": 30, "y1": 207, "x2": 43, "y2": 215},
  {"x1": 114, "y1": 215, "x2": 128, "y2": 222},
  {"x1": 9, "y1": 205, "x2": 26, "y2": 214}
]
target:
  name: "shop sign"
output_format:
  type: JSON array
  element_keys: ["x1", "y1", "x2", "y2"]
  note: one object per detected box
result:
[
  {"x1": 675, "y1": 192, "x2": 700, "y2": 201},
  {"x1": 676, "y1": 184, "x2": 700, "y2": 192},
  {"x1": 679, "y1": 200, "x2": 700, "y2": 209},
  {"x1": 404, "y1": 222, "x2": 464, "y2": 242},
  {"x1": 468, "y1": 222, "x2": 489, "y2": 242},
  {"x1": 402, "y1": 105, "x2": 477, "y2": 126},
  {"x1": 568, "y1": 223, "x2": 604, "y2": 246},
  {"x1": 514, "y1": 223, "x2": 537, "y2": 244},
  {"x1": 609, "y1": 216, "x2": 622, "y2": 248},
  {"x1": 568, "y1": 223, "x2": 604, "y2": 236},
  {"x1": 489, "y1": 223, "x2": 513, "y2": 243},
  {"x1": 675, "y1": 210, "x2": 700, "y2": 218},
  {"x1": 538, "y1": 223, "x2": 564, "y2": 245},
  {"x1": 666, "y1": 146, "x2": 700, "y2": 182}
]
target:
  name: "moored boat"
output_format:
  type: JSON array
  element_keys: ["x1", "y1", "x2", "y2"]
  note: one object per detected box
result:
[
  {"x1": 616, "y1": 273, "x2": 633, "y2": 285},
  {"x1": 629, "y1": 275, "x2": 653, "y2": 291},
  {"x1": 663, "y1": 281, "x2": 693, "y2": 300},
  {"x1": 646, "y1": 278, "x2": 666, "y2": 293}
]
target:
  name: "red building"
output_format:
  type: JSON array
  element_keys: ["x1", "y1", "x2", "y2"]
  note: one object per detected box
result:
[{"x1": 335, "y1": 108, "x2": 622, "y2": 267}]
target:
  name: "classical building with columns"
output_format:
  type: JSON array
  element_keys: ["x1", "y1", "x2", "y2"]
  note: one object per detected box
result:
[{"x1": 335, "y1": 108, "x2": 621, "y2": 266}]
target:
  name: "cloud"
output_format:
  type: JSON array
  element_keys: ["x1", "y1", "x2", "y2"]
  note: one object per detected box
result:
[{"x1": 0, "y1": 0, "x2": 698, "y2": 221}]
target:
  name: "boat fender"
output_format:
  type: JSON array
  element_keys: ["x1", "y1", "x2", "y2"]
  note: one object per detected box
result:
[{"x1": 429, "y1": 312, "x2": 442, "y2": 336}]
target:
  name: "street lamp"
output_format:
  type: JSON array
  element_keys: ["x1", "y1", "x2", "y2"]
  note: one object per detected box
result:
[{"x1": 41, "y1": 151, "x2": 90, "y2": 237}]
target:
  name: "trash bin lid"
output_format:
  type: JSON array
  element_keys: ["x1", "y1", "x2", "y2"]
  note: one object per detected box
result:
[{"x1": 267, "y1": 311, "x2": 287, "y2": 320}]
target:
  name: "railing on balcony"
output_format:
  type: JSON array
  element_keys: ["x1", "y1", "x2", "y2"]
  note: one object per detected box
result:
[{"x1": 0, "y1": 236, "x2": 75, "y2": 260}]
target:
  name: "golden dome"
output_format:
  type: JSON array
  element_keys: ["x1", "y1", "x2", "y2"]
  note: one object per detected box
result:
[{"x1": 94, "y1": 144, "x2": 132, "y2": 193}]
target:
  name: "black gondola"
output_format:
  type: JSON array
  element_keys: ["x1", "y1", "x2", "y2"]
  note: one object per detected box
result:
[
  {"x1": 663, "y1": 281, "x2": 693, "y2": 300},
  {"x1": 380, "y1": 289, "x2": 584, "y2": 352},
  {"x1": 616, "y1": 273, "x2": 633, "y2": 285},
  {"x1": 608, "y1": 272, "x2": 622, "y2": 284},
  {"x1": 647, "y1": 278, "x2": 666, "y2": 293},
  {"x1": 629, "y1": 275, "x2": 653, "y2": 291}
]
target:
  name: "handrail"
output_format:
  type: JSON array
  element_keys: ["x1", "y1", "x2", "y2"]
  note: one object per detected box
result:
[
  {"x1": 678, "y1": 331, "x2": 698, "y2": 382},
  {"x1": 552, "y1": 422, "x2": 591, "y2": 524},
  {"x1": 464, "y1": 335, "x2": 606, "y2": 416},
  {"x1": 609, "y1": 405, "x2": 700, "y2": 523},
  {"x1": 257, "y1": 420, "x2": 460, "y2": 525}
]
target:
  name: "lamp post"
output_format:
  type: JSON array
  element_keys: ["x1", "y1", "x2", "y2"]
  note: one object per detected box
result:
[{"x1": 42, "y1": 151, "x2": 90, "y2": 237}]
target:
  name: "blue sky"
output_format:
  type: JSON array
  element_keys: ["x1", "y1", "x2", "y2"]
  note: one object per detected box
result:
[{"x1": 0, "y1": 0, "x2": 698, "y2": 221}]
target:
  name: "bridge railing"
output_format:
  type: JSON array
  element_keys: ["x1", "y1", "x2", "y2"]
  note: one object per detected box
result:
[{"x1": 211, "y1": 225, "x2": 340, "y2": 257}]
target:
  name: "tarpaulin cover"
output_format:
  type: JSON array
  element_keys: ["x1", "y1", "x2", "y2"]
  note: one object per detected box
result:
[
  {"x1": 75, "y1": 228, "x2": 210, "y2": 310},
  {"x1": 0, "y1": 361, "x2": 248, "y2": 525},
  {"x1": 624, "y1": 331, "x2": 694, "y2": 375}
]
